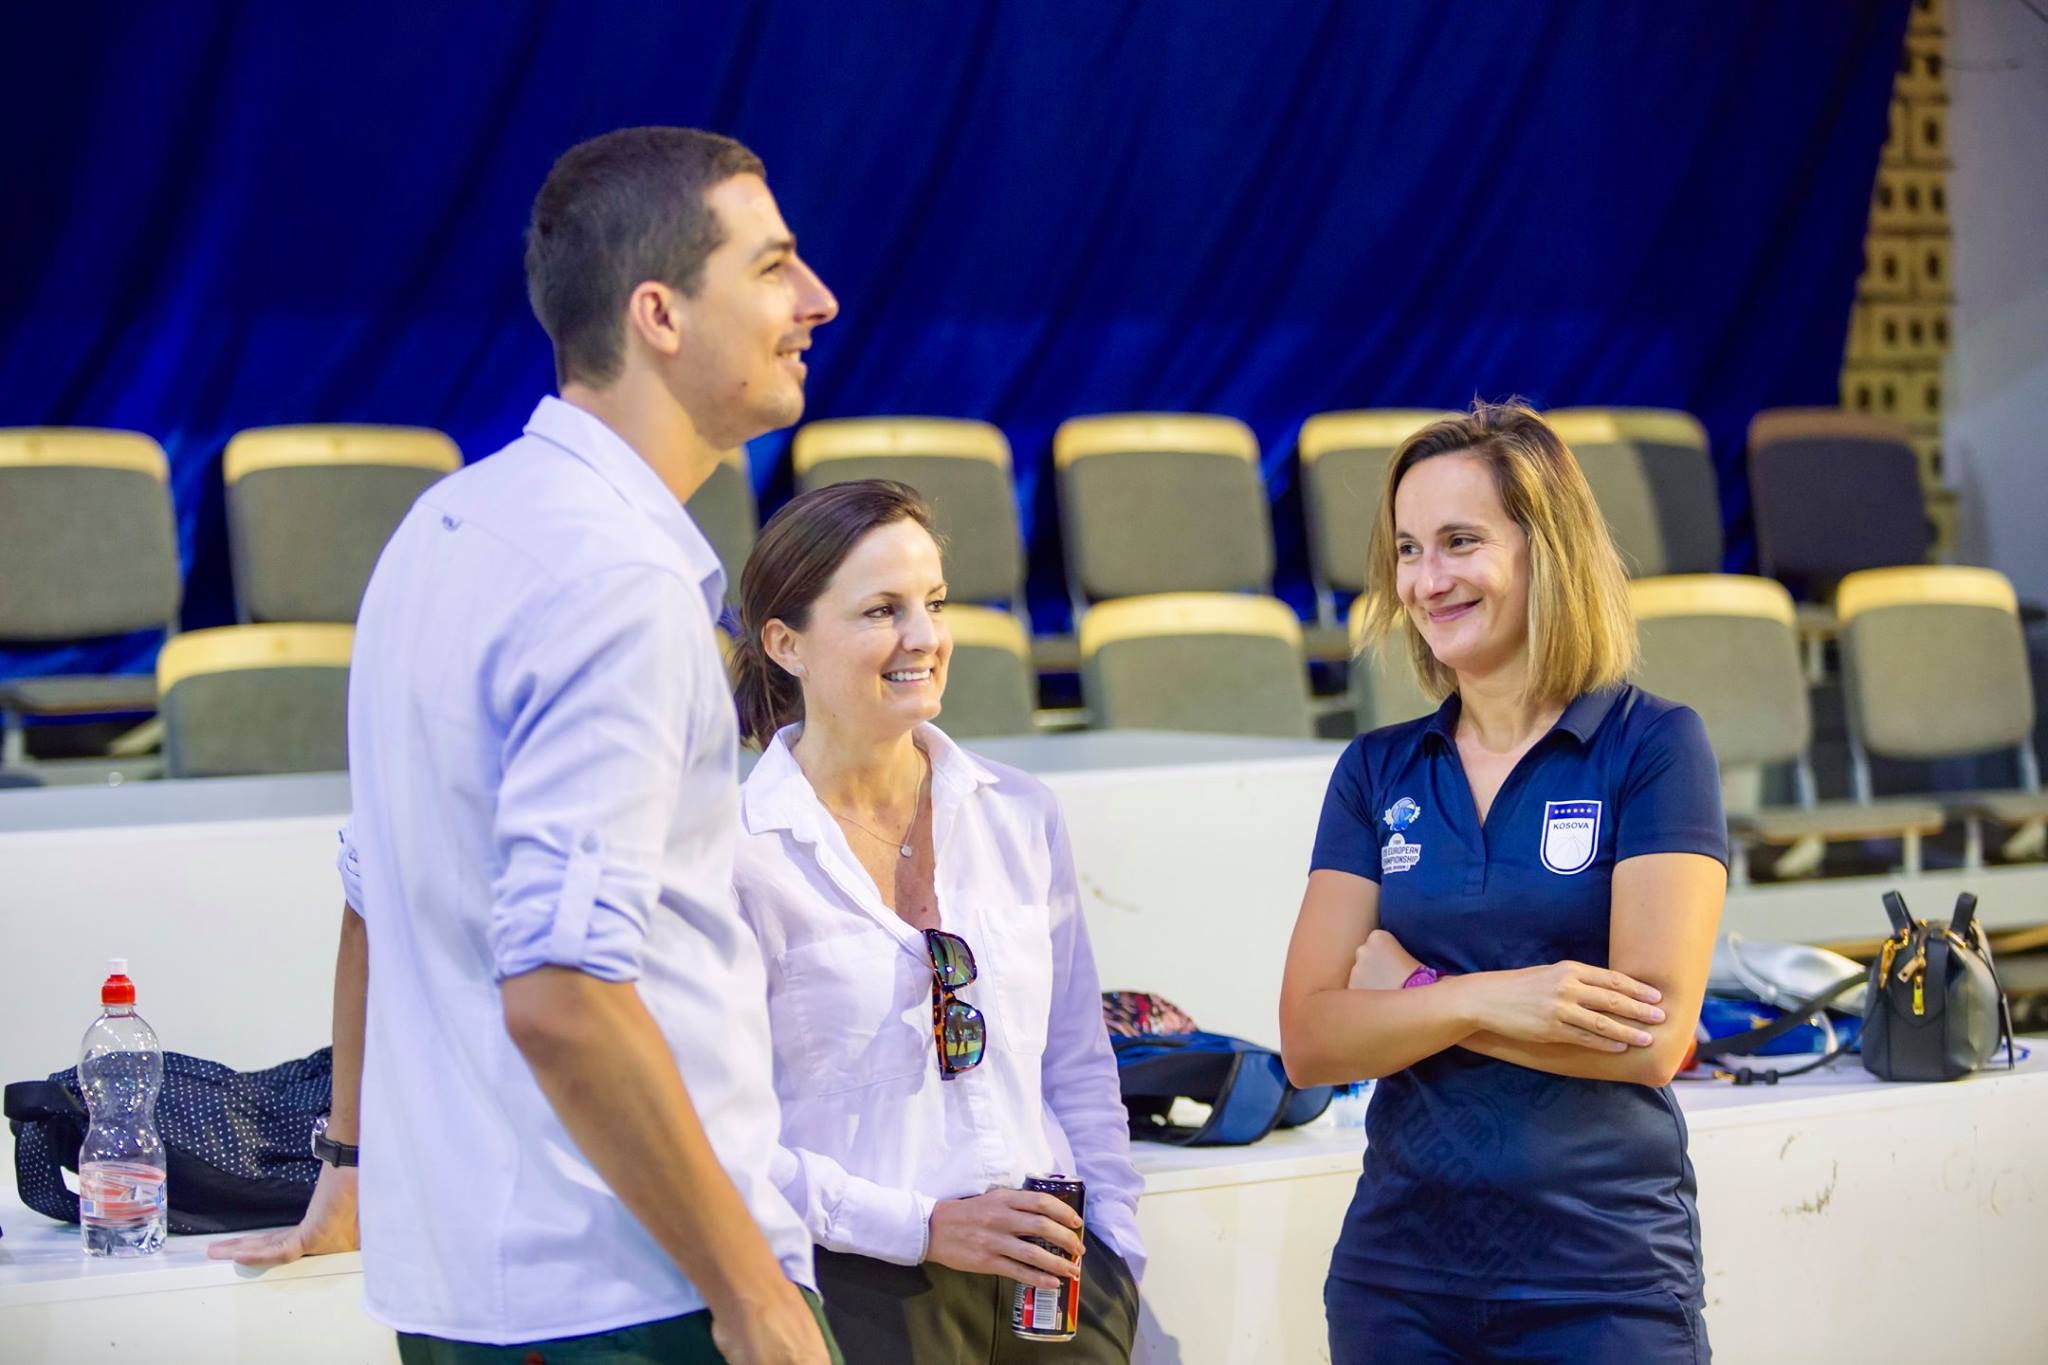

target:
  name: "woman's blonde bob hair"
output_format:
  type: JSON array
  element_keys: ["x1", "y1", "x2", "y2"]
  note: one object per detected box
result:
[{"x1": 1355, "y1": 400, "x2": 1636, "y2": 706}]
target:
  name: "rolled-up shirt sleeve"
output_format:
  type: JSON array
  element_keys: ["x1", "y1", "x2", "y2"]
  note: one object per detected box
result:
[
  {"x1": 487, "y1": 564, "x2": 702, "y2": 983},
  {"x1": 336, "y1": 820, "x2": 366, "y2": 913},
  {"x1": 771, "y1": 1142, "x2": 937, "y2": 1266},
  {"x1": 1040, "y1": 805, "x2": 1148, "y2": 1283}
]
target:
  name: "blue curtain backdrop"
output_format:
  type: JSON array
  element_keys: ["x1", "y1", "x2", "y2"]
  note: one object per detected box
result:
[{"x1": 0, "y1": 0, "x2": 1909, "y2": 684}]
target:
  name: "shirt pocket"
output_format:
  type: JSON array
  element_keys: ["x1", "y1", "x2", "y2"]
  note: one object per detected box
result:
[
  {"x1": 773, "y1": 932, "x2": 931, "y2": 1097},
  {"x1": 981, "y1": 903, "x2": 1055, "y2": 1057}
]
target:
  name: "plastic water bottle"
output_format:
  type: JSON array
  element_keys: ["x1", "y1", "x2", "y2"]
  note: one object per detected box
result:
[{"x1": 78, "y1": 958, "x2": 167, "y2": 1257}]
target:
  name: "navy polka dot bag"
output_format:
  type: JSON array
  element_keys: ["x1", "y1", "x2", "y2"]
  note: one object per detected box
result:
[{"x1": 5, "y1": 1047, "x2": 330, "y2": 1234}]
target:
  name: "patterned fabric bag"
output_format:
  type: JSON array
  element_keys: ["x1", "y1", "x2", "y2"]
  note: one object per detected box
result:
[{"x1": 5, "y1": 1047, "x2": 330, "y2": 1234}]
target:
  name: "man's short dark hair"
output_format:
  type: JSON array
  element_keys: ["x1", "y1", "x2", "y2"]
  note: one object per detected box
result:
[{"x1": 524, "y1": 127, "x2": 766, "y2": 387}]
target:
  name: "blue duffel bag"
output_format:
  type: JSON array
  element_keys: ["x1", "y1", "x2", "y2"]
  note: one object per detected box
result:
[{"x1": 1103, "y1": 991, "x2": 1332, "y2": 1146}]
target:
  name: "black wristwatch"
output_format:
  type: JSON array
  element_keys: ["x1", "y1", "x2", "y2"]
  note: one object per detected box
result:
[{"x1": 310, "y1": 1114, "x2": 359, "y2": 1168}]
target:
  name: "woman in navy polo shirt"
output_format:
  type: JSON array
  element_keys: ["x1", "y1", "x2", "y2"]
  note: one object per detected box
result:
[{"x1": 1279, "y1": 402, "x2": 1727, "y2": 1363}]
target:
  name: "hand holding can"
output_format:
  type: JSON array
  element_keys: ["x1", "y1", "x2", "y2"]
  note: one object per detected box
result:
[{"x1": 1009, "y1": 1174, "x2": 1085, "y2": 1343}]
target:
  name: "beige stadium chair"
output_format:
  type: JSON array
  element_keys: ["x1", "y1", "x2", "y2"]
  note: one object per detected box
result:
[
  {"x1": 1630, "y1": 574, "x2": 1943, "y2": 883},
  {"x1": 1299, "y1": 409, "x2": 1455, "y2": 659},
  {"x1": 224, "y1": 424, "x2": 459, "y2": 623},
  {"x1": 157, "y1": 623, "x2": 353, "y2": 778},
  {"x1": 1054, "y1": 412, "x2": 1271, "y2": 605},
  {"x1": 0, "y1": 428, "x2": 182, "y2": 763},
  {"x1": 938, "y1": 606, "x2": 1036, "y2": 739},
  {"x1": 685, "y1": 445, "x2": 757, "y2": 608},
  {"x1": 1837, "y1": 566, "x2": 2048, "y2": 867},
  {"x1": 1545, "y1": 410, "x2": 1668, "y2": 579},
  {"x1": 1079, "y1": 592, "x2": 1312, "y2": 738},
  {"x1": 793, "y1": 418, "x2": 1024, "y2": 612},
  {"x1": 1604, "y1": 407, "x2": 1722, "y2": 574}
]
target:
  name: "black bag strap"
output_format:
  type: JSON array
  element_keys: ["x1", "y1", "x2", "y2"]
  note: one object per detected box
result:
[
  {"x1": 1721, "y1": 1036, "x2": 1862, "y2": 1086},
  {"x1": 1695, "y1": 972, "x2": 1866, "y2": 1063},
  {"x1": 7, "y1": 1080, "x2": 84, "y2": 1225},
  {"x1": 1882, "y1": 889, "x2": 1914, "y2": 935},
  {"x1": 1115, "y1": 1044, "x2": 1293, "y2": 1146},
  {"x1": 4, "y1": 1080, "x2": 82, "y2": 1125},
  {"x1": 1950, "y1": 891, "x2": 1978, "y2": 941}
]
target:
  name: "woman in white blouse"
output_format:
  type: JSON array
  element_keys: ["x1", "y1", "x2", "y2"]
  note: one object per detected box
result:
[{"x1": 728, "y1": 479, "x2": 1145, "y2": 1362}]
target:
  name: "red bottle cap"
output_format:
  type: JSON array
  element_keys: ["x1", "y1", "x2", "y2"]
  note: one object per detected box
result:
[{"x1": 101, "y1": 957, "x2": 135, "y2": 1008}]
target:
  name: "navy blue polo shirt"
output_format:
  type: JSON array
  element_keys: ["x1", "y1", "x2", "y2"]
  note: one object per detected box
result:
[{"x1": 1311, "y1": 684, "x2": 1726, "y2": 1304}]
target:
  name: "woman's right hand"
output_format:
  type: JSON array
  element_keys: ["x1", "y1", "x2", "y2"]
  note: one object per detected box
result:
[
  {"x1": 925, "y1": 1188, "x2": 1084, "y2": 1289},
  {"x1": 1463, "y1": 961, "x2": 1666, "y2": 1051}
]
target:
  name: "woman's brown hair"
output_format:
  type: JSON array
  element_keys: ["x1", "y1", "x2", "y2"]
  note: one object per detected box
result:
[
  {"x1": 730, "y1": 478, "x2": 938, "y2": 748},
  {"x1": 1355, "y1": 400, "x2": 1636, "y2": 705}
]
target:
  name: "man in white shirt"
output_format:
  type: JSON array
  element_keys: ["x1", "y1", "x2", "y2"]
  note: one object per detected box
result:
[{"x1": 212, "y1": 127, "x2": 842, "y2": 1365}]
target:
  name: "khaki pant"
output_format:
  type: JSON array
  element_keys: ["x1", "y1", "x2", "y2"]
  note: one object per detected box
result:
[{"x1": 813, "y1": 1228, "x2": 1138, "y2": 1364}]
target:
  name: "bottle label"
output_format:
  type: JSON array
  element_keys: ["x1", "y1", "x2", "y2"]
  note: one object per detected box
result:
[{"x1": 79, "y1": 1161, "x2": 167, "y2": 1224}]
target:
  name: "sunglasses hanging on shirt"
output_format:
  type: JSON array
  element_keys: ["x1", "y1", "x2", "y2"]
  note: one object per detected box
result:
[{"x1": 925, "y1": 928, "x2": 987, "y2": 1078}]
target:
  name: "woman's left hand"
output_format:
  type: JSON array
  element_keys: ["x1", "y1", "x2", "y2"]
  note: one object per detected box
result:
[{"x1": 1349, "y1": 928, "x2": 1426, "y2": 991}]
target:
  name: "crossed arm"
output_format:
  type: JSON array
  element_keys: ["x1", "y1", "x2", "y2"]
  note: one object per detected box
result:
[{"x1": 1278, "y1": 852, "x2": 1725, "y2": 1089}]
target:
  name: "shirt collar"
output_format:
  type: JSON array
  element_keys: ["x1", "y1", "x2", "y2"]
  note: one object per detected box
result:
[
  {"x1": 522, "y1": 396, "x2": 728, "y2": 613},
  {"x1": 740, "y1": 722, "x2": 1000, "y2": 838},
  {"x1": 1422, "y1": 684, "x2": 1626, "y2": 749},
  {"x1": 1555, "y1": 685, "x2": 1626, "y2": 743},
  {"x1": 1422, "y1": 693, "x2": 1462, "y2": 748}
]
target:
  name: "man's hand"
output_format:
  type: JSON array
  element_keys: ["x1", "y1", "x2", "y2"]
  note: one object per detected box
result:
[
  {"x1": 708, "y1": 1279, "x2": 832, "y2": 1365},
  {"x1": 206, "y1": 1163, "x2": 359, "y2": 1267}
]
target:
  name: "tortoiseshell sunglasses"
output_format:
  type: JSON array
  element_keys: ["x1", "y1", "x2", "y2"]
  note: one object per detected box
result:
[{"x1": 924, "y1": 928, "x2": 986, "y2": 1079}]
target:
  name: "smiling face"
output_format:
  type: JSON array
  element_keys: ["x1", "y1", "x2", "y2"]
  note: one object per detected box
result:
[
  {"x1": 777, "y1": 518, "x2": 952, "y2": 739},
  {"x1": 666, "y1": 174, "x2": 838, "y2": 448},
  {"x1": 1392, "y1": 451, "x2": 1532, "y2": 682}
]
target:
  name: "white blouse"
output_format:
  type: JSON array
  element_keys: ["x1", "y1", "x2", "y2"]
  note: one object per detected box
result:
[{"x1": 734, "y1": 723, "x2": 1147, "y2": 1281}]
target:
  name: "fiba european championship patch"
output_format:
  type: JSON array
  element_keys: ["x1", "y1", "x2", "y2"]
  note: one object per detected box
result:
[{"x1": 1381, "y1": 797, "x2": 1422, "y2": 875}]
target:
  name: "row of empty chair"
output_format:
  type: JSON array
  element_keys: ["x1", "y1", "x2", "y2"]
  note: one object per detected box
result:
[
  {"x1": 1633, "y1": 568, "x2": 2046, "y2": 881},
  {"x1": 1063, "y1": 565, "x2": 2047, "y2": 882},
  {"x1": 0, "y1": 406, "x2": 2004, "y2": 768},
  {"x1": 0, "y1": 426, "x2": 456, "y2": 762},
  {"x1": 740, "y1": 407, "x2": 1729, "y2": 668}
]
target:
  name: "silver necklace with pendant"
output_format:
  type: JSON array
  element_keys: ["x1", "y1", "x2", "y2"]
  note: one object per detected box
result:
[{"x1": 826, "y1": 756, "x2": 928, "y2": 859}]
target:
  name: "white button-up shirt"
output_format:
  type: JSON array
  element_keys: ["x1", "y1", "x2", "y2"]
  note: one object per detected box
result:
[
  {"x1": 339, "y1": 397, "x2": 811, "y2": 1343},
  {"x1": 734, "y1": 724, "x2": 1147, "y2": 1282}
]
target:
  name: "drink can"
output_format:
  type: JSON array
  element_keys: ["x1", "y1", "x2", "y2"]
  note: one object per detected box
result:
[{"x1": 1009, "y1": 1172, "x2": 1085, "y2": 1342}]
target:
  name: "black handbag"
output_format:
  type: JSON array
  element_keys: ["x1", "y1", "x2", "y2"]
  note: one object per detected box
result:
[
  {"x1": 1862, "y1": 891, "x2": 2016, "y2": 1082},
  {"x1": 1696, "y1": 889, "x2": 2015, "y2": 1086},
  {"x1": 5, "y1": 1047, "x2": 331, "y2": 1234}
]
